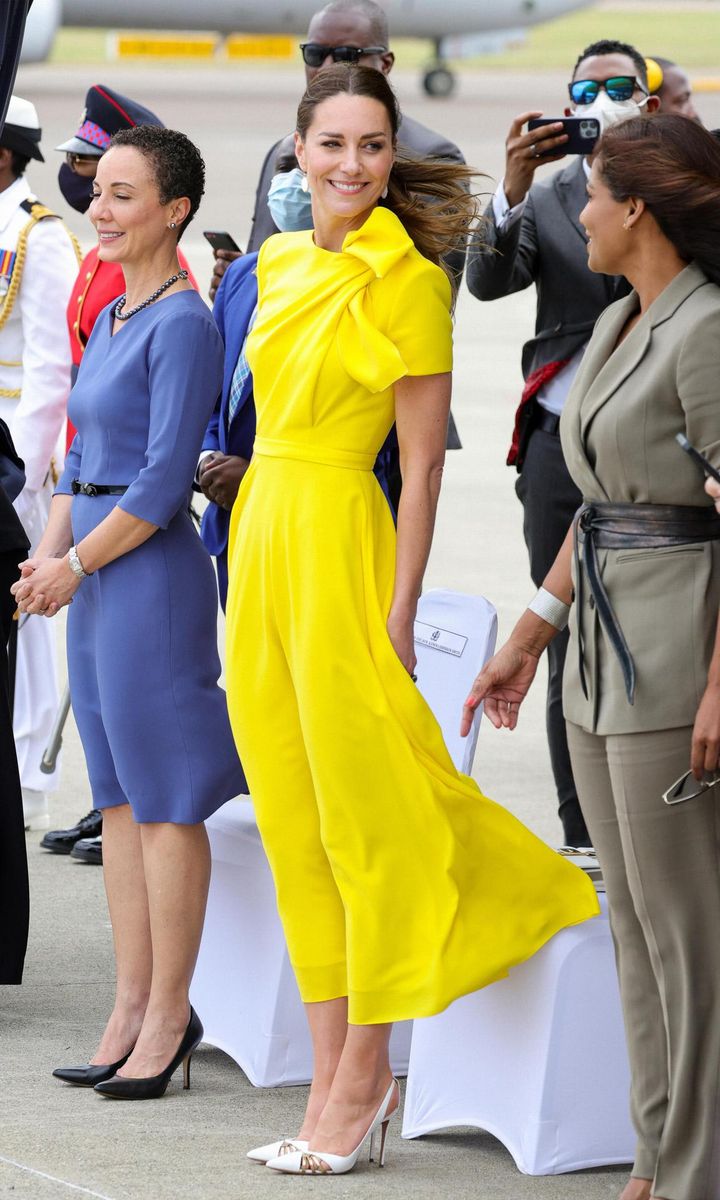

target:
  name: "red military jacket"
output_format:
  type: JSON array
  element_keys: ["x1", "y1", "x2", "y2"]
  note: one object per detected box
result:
[{"x1": 65, "y1": 245, "x2": 198, "y2": 449}]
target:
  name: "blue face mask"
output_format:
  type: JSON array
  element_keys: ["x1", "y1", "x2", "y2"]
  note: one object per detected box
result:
[{"x1": 267, "y1": 167, "x2": 313, "y2": 233}]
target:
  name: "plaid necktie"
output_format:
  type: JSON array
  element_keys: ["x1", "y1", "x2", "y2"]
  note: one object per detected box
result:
[{"x1": 228, "y1": 305, "x2": 258, "y2": 424}]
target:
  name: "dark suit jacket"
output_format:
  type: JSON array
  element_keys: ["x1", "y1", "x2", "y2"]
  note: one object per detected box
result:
[
  {"x1": 0, "y1": 420, "x2": 29, "y2": 984},
  {"x1": 467, "y1": 157, "x2": 630, "y2": 378},
  {"x1": 0, "y1": 1, "x2": 32, "y2": 133},
  {"x1": 246, "y1": 112, "x2": 467, "y2": 287},
  {"x1": 200, "y1": 254, "x2": 258, "y2": 605}
]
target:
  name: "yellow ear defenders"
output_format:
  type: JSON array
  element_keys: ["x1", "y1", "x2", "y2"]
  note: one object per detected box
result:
[{"x1": 645, "y1": 58, "x2": 664, "y2": 95}]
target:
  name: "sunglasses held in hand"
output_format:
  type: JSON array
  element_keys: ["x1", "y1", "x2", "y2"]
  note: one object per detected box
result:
[
  {"x1": 569, "y1": 76, "x2": 648, "y2": 106},
  {"x1": 662, "y1": 769, "x2": 720, "y2": 806},
  {"x1": 300, "y1": 43, "x2": 387, "y2": 67}
]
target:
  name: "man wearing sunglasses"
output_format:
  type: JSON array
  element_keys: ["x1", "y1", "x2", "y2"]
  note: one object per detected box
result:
[{"x1": 467, "y1": 39, "x2": 659, "y2": 852}]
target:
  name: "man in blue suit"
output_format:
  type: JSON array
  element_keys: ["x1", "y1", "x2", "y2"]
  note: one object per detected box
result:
[{"x1": 197, "y1": 254, "x2": 258, "y2": 609}]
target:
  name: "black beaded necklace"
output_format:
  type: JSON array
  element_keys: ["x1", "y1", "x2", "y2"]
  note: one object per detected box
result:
[{"x1": 114, "y1": 268, "x2": 189, "y2": 322}]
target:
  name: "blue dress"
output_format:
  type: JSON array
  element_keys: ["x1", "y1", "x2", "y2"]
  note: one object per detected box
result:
[{"x1": 56, "y1": 291, "x2": 247, "y2": 823}]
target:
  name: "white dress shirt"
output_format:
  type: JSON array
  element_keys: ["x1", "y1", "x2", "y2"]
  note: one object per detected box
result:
[{"x1": 492, "y1": 159, "x2": 592, "y2": 416}]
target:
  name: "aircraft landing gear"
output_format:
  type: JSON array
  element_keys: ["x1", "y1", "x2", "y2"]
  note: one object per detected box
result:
[
  {"x1": 422, "y1": 39, "x2": 456, "y2": 98},
  {"x1": 422, "y1": 64, "x2": 456, "y2": 97}
]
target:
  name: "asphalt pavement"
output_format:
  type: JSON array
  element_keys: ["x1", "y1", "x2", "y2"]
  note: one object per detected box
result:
[{"x1": 2, "y1": 57, "x2": 719, "y2": 1200}]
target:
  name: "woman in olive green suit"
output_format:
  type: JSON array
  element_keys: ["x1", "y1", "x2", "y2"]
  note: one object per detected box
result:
[{"x1": 463, "y1": 115, "x2": 720, "y2": 1200}]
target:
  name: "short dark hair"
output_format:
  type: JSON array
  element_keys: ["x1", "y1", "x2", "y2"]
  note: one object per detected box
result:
[
  {"x1": 572, "y1": 39, "x2": 648, "y2": 89},
  {"x1": 107, "y1": 125, "x2": 205, "y2": 240},
  {"x1": 9, "y1": 150, "x2": 30, "y2": 178},
  {"x1": 317, "y1": 1, "x2": 389, "y2": 46}
]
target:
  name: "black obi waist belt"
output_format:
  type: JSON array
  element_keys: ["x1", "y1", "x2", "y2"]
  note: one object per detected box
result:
[{"x1": 573, "y1": 502, "x2": 720, "y2": 705}]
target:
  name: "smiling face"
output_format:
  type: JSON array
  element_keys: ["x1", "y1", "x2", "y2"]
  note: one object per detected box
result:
[
  {"x1": 579, "y1": 158, "x2": 633, "y2": 275},
  {"x1": 295, "y1": 92, "x2": 394, "y2": 237},
  {"x1": 89, "y1": 145, "x2": 187, "y2": 264}
]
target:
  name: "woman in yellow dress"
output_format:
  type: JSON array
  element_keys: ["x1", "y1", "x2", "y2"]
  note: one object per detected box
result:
[{"x1": 225, "y1": 64, "x2": 599, "y2": 1177}]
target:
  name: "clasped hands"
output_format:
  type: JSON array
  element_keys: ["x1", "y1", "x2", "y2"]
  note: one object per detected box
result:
[
  {"x1": 198, "y1": 453, "x2": 250, "y2": 511},
  {"x1": 11, "y1": 555, "x2": 80, "y2": 617}
]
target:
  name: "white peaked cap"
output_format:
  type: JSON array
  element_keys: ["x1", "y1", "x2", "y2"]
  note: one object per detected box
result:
[
  {"x1": 1, "y1": 95, "x2": 44, "y2": 160},
  {"x1": 6, "y1": 95, "x2": 41, "y2": 133}
]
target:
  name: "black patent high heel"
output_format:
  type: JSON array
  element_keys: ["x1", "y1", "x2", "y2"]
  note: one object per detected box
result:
[
  {"x1": 53, "y1": 1050, "x2": 133, "y2": 1088},
  {"x1": 93, "y1": 1007, "x2": 203, "y2": 1101}
]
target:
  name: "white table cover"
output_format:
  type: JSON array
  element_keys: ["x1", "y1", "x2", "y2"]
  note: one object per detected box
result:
[
  {"x1": 402, "y1": 893, "x2": 635, "y2": 1175},
  {"x1": 191, "y1": 589, "x2": 497, "y2": 1086}
]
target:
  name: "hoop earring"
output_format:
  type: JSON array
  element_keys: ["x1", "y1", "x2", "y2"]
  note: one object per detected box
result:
[
  {"x1": 381, "y1": 185, "x2": 388, "y2": 199},
  {"x1": 300, "y1": 173, "x2": 310, "y2": 194}
]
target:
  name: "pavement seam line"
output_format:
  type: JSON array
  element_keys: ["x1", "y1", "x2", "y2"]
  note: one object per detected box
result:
[{"x1": 0, "y1": 1156, "x2": 117, "y2": 1200}]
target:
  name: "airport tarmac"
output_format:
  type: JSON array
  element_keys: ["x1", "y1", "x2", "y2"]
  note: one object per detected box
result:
[{"x1": 2, "y1": 59, "x2": 719, "y2": 1200}]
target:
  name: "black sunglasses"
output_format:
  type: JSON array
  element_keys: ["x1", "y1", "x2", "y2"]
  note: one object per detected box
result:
[
  {"x1": 300, "y1": 43, "x2": 387, "y2": 67},
  {"x1": 569, "y1": 76, "x2": 648, "y2": 106}
]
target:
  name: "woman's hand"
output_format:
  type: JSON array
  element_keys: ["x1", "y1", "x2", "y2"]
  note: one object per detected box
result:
[
  {"x1": 387, "y1": 606, "x2": 417, "y2": 678},
  {"x1": 11, "y1": 556, "x2": 80, "y2": 617},
  {"x1": 691, "y1": 681, "x2": 720, "y2": 779},
  {"x1": 461, "y1": 640, "x2": 541, "y2": 737},
  {"x1": 705, "y1": 476, "x2": 720, "y2": 513}
]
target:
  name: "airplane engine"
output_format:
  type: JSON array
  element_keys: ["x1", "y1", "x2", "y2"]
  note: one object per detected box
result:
[{"x1": 20, "y1": 0, "x2": 62, "y2": 64}]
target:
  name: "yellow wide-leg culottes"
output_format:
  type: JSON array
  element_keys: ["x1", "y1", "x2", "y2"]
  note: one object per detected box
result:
[{"x1": 226, "y1": 446, "x2": 599, "y2": 1026}]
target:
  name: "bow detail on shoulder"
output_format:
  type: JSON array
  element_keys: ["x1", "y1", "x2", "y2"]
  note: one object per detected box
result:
[{"x1": 337, "y1": 208, "x2": 415, "y2": 393}]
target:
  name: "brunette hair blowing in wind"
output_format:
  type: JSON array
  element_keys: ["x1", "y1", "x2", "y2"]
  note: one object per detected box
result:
[
  {"x1": 597, "y1": 114, "x2": 720, "y2": 285},
  {"x1": 295, "y1": 64, "x2": 479, "y2": 295}
]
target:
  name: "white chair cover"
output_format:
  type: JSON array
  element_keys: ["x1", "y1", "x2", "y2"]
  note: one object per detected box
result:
[
  {"x1": 191, "y1": 589, "x2": 497, "y2": 1086},
  {"x1": 402, "y1": 893, "x2": 635, "y2": 1175}
]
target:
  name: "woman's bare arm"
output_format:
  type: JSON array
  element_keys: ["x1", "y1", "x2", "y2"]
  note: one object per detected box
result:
[{"x1": 389, "y1": 371, "x2": 451, "y2": 673}]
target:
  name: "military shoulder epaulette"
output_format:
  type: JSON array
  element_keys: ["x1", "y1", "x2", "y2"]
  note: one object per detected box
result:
[{"x1": 19, "y1": 197, "x2": 58, "y2": 221}]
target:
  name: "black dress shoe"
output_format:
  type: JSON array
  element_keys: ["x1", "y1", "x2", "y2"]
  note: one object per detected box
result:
[
  {"x1": 70, "y1": 835, "x2": 103, "y2": 865},
  {"x1": 53, "y1": 1051, "x2": 132, "y2": 1087},
  {"x1": 94, "y1": 1007, "x2": 203, "y2": 1100},
  {"x1": 41, "y1": 809, "x2": 102, "y2": 854}
]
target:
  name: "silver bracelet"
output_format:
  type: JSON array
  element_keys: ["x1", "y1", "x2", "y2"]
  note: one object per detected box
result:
[
  {"x1": 67, "y1": 545, "x2": 91, "y2": 580},
  {"x1": 528, "y1": 587, "x2": 570, "y2": 631}
]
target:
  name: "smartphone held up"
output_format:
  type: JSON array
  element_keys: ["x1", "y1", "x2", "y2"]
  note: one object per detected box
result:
[{"x1": 527, "y1": 116, "x2": 600, "y2": 157}]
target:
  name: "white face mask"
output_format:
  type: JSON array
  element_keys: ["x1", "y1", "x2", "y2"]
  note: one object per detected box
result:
[{"x1": 573, "y1": 90, "x2": 649, "y2": 135}]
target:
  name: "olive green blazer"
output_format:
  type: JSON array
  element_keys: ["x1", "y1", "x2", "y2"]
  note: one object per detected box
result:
[{"x1": 560, "y1": 262, "x2": 720, "y2": 735}]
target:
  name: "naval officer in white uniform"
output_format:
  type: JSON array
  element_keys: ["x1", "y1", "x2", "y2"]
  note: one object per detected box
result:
[{"x1": 0, "y1": 97, "x2": 79, "y2": 829}]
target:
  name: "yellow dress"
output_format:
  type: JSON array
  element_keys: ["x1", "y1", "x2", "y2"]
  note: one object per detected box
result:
[{"x1": 225, "y1": 207, "x2": 599, "y2": 1025}]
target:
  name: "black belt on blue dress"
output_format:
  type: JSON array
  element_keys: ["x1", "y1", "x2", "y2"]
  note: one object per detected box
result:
[
  {"x1": 71, "y1": 481, "x2": 128, "y2": 496},
  {"x1": 573, "y1": 501, "x2": 720, "y2": 706}
]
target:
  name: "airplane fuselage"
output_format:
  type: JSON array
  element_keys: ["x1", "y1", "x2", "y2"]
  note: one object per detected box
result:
[{"x1": 61, "y1": 0, "x2": 593, "y2": 38}]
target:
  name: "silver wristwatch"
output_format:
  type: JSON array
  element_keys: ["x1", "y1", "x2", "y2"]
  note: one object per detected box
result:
[{"x1": 68, "y1": 545, "x2": 90, "y2": 580}]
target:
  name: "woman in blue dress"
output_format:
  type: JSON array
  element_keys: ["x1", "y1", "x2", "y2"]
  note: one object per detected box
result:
[{"x1": 13, "y1": 126, "x2": 246, "y2": 1099}]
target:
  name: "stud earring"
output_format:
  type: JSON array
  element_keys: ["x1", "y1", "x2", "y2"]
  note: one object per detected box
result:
[
  {"x1": 300, "y1": 173, "x2": 309, "y2": 194},
  {"x1": 168, "y1": 221, "x2": 177, "y2": 229}
]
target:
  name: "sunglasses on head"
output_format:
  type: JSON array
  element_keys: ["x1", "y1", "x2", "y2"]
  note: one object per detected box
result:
[
  {"x1": 300, "y1": 42, "x2": 387, "y2": 67},
  {"x1": 569, "y1": 76, "x2": 648, "y2": 106}
]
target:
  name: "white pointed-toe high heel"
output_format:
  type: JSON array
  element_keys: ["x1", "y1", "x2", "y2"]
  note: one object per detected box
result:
[
  {"x1": 246, "y1": 1137, "x2": 309, "y2": 1164},
  {"x1": 265, "y1": 1078, "x2": 399, "y2": 1176}
]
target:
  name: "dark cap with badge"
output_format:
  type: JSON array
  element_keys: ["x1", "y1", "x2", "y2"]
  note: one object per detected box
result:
[
  {"x1": 0, "y1": 96, "x2": 44, "y2": 161},
  {"x1": 55, "y1": 84, "x2": 164, "y2": 157}
]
